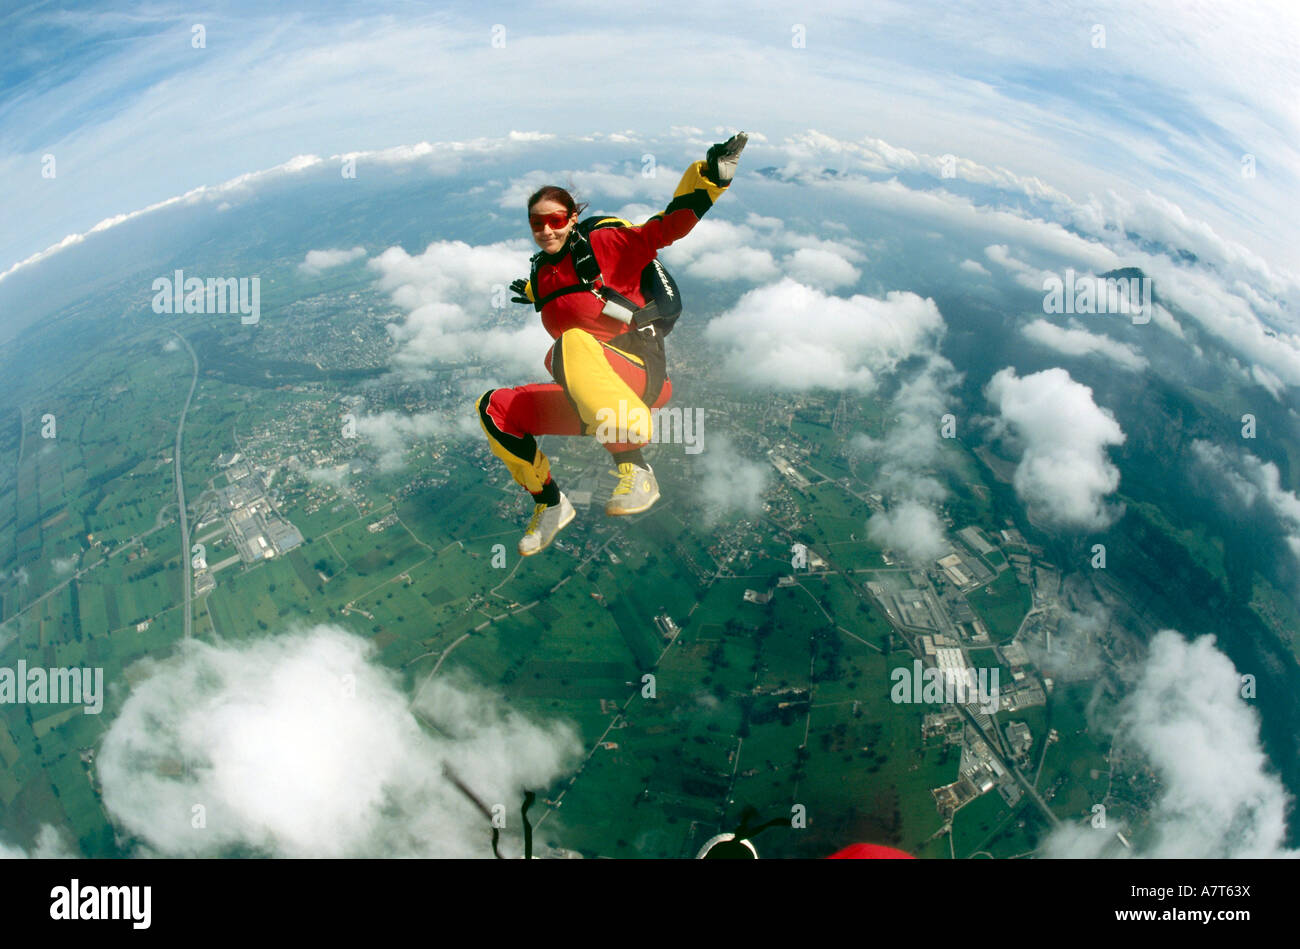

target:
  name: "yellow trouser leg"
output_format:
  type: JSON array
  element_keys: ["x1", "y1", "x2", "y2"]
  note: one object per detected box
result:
[{"x1": 555, "y1": 329, "x2": 652, "y2": 445}]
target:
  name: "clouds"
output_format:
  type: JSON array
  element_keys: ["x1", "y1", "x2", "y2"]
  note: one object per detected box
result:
[
  {"x1": 0, "y1": 824, "x2": 75, "y2": 859},
  {"x1": 1026, "y1": 580, "x2": 1110, "y2": 681},
  {"x1": 697, "y1": 262, "x2": 956, "y2": 560},
  {"x1": 784, "y1": 246, "x2": 861, "y2": 289},
  {"x1": 7, "y1": 117, "x2": 1294, "y2": 411},
  {"x1": 4, "y1": 0, "x2": 1298, "y2": 332},
  {"x1": 1043, "y1": 630, "x2": 1297, "y2": 858},
  {"x1": 650, "y1": 212, "x2": 868, "y2": 289},
  {"x1": 692, "y1": 272, "x2": 961, "y2": 562},
  {"x1": 300, "y1": 246, "x2": 366, "y2": 274},
  {"x1": 351, "y1": 409, "x2": 476, "y2": 473},
  {"x1": 685, "y1": 246, "x2": 781, "y2": 283},
  {"x1": 984, "y1": 243, "x2": 1052, "y2": 293},
  {"x1": 1133, "y1": 254, "x2": 1300, "y2": 393},
  {"x1": 866, "y1": 500, "x2": 949, "y2": 563},
  {"x1": 803, "y1": 157, "x2": 1297, "y2": 396},
  {"x1": 369, "y1": 239, "x2": 553, "y2": 378},
  {"x1": 302, "y1": 464, "x2": 349, "y2": 490},
  {"x1": 657, "y1": 219, "x2": 768, "y2": 284},
  {"x1": 1021, "y1": 318, "x2": 1149, "y2": 371},
  {"x1": 693, "y1": 434, "x2": 769, "y2": 526},
  {"x1": 856, "y1": 355, "x2": 959, "y2": 502},
  {"x1": 95, "y1": 624, "x2": 582, "y2": 858},
  {"x1": 985, "y1": 367, "x2": 1126, "y2": 531},
  {"x1": 848, "y1": 348, "x2": 962, "y2": 566},
  {"x1": 704, "y1": 278, "x2": 945, "y2": 391},
  {"x1": 1191, "y1": 440, "x2": 1300, "y2": 567}
]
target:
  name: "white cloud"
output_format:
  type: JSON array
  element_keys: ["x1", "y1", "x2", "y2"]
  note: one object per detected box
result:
[
  {"x1": 985, "y1": 367, "x2": 1126, "y2": 531},
  {"x1": 0, "y1": 152, "x2": 328, "y2": 285},
  {"x1": 1025, "y1": 579, "x2": 1109, "y2": 681},
  {"x1": 611, "y1": 202, "x2": 660, "y2": 223},
  {"x1": 1191, "y1": 440, "x2": 1300, "y2": 567},
  {"x1": 797, "y1": 160, "x2": 1297, "y2": 390},
  {"x1": 658, "y1": 217, "x2": 776, "y2": 284},
  {"x1": 352, "y1": 409, "x2": 466, "y2": 473},
  {"x1": 1021, "y1": 318, "x2": 1149, "y2": 371},
  {"x1": 851, "y1": 353, "x2": 960, "y2": 505},
  {"x1": 96, "y1": 624, "x2": 582, "y2": 857},
  {"x1": 825, "y1": 177, "x2": 1124, "y2": 276},
  {"x1": 693, "y1": 435, "x2": 768, "y2": 526},
  {"x1": 983, "y1": 243, "x2": 1059, "y2": 292},
  {"x1": 704, "y1": 277, "x2": 945, "y2": 391},
  {"x1": 745, "y1": 211, "x2": 783, "y2": 231},
  {"x1": 783, "y1": 246, "x2": 860, "y2": 289},
  {"x1": 1252, "y1": 364, "x2": 1286, "y2": 399},
  {"x1": 1147, "y1": 303, "x2": 1186, "y2": 340},
  {"x1": 303, "y1": 465, "x2": 349, "y2": 489},
  {"x1": 1132, "y1": 254, "x2": 1300, "y2": 391},
  {"x1": 0, "y1": 567, "x2": 30, "y2": 586},
  {"x1": 0, "y1": 824, "x2": 76, "y2": 859},
  {"x1": 300, "y1": 246, "x2": 366, "y2": 274},
  {"x1": 369, "y1": 240, "x2": 554, "y2": 379},
  {"x1": 866, "y1": 500, "x2": 949, "y2": 563},
  {"x1": 659, "y1": 216, "x2": 865, "y2": 287},
  {"x1": 1043, "y1": 631, "x2": 1297, "y2": 858},
  {"x1": 686, "y1": 247, "x2": 781, "y2": 283},
  {"x1": 959, "y1": 259, "x2": 989, "y2": 277}
]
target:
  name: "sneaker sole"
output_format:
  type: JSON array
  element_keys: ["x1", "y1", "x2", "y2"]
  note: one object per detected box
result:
[
  {"x1": 605, "y1": 489, "x2": 661, "y2": 517},
  {"x1": 518, "y1": 506, "x2": 576, "y2": 557}
]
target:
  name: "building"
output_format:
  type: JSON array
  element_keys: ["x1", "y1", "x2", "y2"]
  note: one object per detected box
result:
[
  {"x1": 958, "y1": 525, "x2": 996, "y2": 556},
  {"x1": 654, "y1": 614, "x2": 679, "y2": 640},
  {"x1": 937, "y1": 553, "x2": 972, "y2": 587},
  {"x1": 999, "y1": 641, "x2": 1030, "y2": 667},
  {"x1": 1005, "y1": 721, "x2": 1032, "y2": 755}
]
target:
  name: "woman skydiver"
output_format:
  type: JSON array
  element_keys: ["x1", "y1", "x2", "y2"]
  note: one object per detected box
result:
[{"x1": 475, "y1": 132, "x2": 748, "y2": 556}]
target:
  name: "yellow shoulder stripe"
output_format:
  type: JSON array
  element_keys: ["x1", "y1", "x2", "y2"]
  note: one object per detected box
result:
[{"x1": 674, "y1": 160, "x2": 727, "y2": 203}]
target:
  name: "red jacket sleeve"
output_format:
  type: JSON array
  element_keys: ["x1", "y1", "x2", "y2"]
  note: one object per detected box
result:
[{"x1": 590, "y1": 160, "x2": 730, "y2": 284}]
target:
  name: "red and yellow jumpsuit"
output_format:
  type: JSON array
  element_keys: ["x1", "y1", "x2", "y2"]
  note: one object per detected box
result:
[{"x1": 475, "y1": 159, "x2": 729, "y2": 497}]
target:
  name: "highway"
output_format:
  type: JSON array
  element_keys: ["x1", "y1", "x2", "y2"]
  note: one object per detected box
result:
[{"x1": 169, "y1": 331, "x2": 199, "y2": 639}]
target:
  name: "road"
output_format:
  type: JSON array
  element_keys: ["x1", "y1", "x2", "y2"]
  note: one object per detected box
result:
[
  {"x1": 169, "y1": 331, "x2": 199, "y2": 639},
  {"x1": 956, "y1": 702, "x2": 1061, "y2": 828}
]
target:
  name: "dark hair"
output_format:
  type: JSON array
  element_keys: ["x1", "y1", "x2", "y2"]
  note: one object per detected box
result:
[{"x1": 527, "y1": 184, "x2": 588, "y2": 218}]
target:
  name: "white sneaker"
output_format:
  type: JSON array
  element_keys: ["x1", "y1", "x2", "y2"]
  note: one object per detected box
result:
[
  {"x1": 605, "y1": 463, "x2": 659, "y2": 516},
  {"x1": 518, "y1": 493, "x2": 575, "y2": 556}
]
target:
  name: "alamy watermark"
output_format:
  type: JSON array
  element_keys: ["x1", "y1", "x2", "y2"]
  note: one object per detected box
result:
[
  {"x1": 50, "y1": 879, "x2": 150, "y2": 928},
  {"x1": 594, "y1": 399, "x2": 704, "y2": 454},
  {"x1": 1042, "y1": 268, "x2": 1151, "y2": 324},
  {"x1": 890, "y1": 659, "x2": 999, "y2": 714},
  {"x1": 0, "y1": 661, "x2": 104, "y2": 714},
  {"x1": 151, "y1": 269, "x2": 260, "y2": 324}
]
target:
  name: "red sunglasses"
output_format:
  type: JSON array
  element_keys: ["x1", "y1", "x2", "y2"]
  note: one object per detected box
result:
[{"x1": 529, "y1": 210, "x2": 572, "y2": 232}]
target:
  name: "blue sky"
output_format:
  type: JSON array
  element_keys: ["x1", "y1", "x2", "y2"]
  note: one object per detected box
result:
[{"x1": 1, "y1": 0, "x2": 1297, "y2": 285}]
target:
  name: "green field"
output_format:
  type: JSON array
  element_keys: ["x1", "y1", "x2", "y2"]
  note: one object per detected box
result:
[
  {"x1": 0, "y1": 283, "x2": 1136, "y2": 860},
  {"x1": 969, "y1": 568, "x2": 1032, "y2": 642}
]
